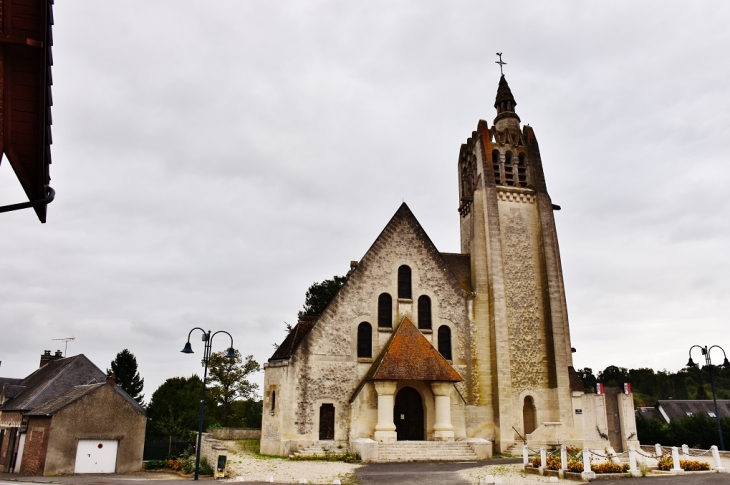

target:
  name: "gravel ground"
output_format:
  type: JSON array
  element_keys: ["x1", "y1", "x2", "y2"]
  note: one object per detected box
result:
[
  {"x1": 221, "y1": 441, "x2": 361, "y2": 484},
  {"x1": 457, "y1": 463, "x2": 586, "y2": 484}
]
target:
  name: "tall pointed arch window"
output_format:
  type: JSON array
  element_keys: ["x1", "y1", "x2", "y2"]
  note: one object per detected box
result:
[
  {"x1": 417, "y1": 295, "x2": 432, "y2": 330},
  {"x1": 438, "y1": 325, "x2": 452, "y2": 360},
  {"x1": 378, "y1": 293, "x2": 392, "y2": 328},
  {"x1": 397, "y1": 265, "x2": 412, "y2": 299},
  {"x1": 492, "y1": 149, "x2": 502, "y2": 184},
  {"x1": 357, "y1": 322, "x2": 372, "y2": 358}
]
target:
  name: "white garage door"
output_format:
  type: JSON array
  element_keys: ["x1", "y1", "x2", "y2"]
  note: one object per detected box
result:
[{"x1": 74, "y1": 439, "x2": 118, "y2": 473}]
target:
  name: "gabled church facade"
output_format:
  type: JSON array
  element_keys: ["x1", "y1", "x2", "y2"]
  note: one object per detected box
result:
[{"x1": 262, "y1": 75, "x2": 638, "y2": 458}]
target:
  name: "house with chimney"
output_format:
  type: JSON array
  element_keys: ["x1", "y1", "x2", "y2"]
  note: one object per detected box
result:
[{"x1": 0, "y1": 351, "x2": 147, "y2": 475}]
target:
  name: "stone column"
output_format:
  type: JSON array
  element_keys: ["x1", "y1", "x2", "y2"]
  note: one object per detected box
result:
[
  {"x1": 374, "y1": 381, "x2": 397, "y2": 442},
  {"x1": 430, "y1": 382, "x2": 454, "y2": 441}
]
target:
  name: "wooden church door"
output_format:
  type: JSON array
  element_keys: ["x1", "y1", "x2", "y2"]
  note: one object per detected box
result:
[
  {"x1": 394, "y1": 387, "x2": 424, "y2": 440},
  {"x1": 319, "y1": 404, "x2": 335, "y2": 440}
]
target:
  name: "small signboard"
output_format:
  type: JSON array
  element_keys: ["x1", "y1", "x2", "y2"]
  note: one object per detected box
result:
[
  {"x1": 215, "y1": 455, "x2": 227, "y2": 479},
  {"x1": 575, "y1": 409, "x2": 583, "y2": 415}
]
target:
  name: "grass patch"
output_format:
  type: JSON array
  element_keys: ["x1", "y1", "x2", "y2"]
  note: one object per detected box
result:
[
  {"x1": 232, "y1": 439, "x2": 279, "y2": 460},
  {"x1": 290, "y1": 451, "x2": 360, "y2": 463}
]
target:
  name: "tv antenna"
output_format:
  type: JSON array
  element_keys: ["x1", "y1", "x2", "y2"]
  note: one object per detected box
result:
[{"x1": 52, "y1": 337, "x2": 75, "y2": 357}]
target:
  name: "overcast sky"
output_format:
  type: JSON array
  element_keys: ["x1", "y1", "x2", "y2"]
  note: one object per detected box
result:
[{"x1": 1, "y1": 1, "x2": 729, "y2": 400}]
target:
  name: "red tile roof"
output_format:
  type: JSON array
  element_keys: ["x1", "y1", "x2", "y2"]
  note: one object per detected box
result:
[{"x1": 371, "y1": 317, "x2": 462, "y2": 382}]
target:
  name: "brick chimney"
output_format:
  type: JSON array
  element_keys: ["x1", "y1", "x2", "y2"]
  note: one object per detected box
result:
[
  {"x1": 107, "y1": 371, "x2": 116, "y2": 386},
  {"x1": 39, "y1": 350, "x2": 64, "y2": 368}
]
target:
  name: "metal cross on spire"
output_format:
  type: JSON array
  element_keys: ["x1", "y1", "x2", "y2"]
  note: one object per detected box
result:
[{"x1": 495, "y1": 52, "x2": 506, "y2": 75}]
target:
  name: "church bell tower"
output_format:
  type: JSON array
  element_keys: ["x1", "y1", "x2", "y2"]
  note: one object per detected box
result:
[{"x1": 457, "y1": 70, "x2": 576, "y2": 452}]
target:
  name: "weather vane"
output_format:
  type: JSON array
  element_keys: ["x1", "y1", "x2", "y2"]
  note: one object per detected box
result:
[{"x1": 495, "y1": 52, "x2": 506, "y2": 76}]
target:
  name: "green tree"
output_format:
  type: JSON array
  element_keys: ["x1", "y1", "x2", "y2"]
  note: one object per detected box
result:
[
  {"x1": 576, "y1": 367, "x2": 597, "y2": 393},
  {"x1": 598, "y1": 365, "x2": 629, "y2": 387},
  {"x1": 206, "y1": 350, "x2": 260, "y2": 427},
  {"x1": 107, "y1": 348, "x2": 145, "y2": 404},
  {"x1": 146, "y1": 375, "x2": 207, "y2": 441},
  {"x1": 298, "y1": 275, "x2": 347, "y2": 318}
]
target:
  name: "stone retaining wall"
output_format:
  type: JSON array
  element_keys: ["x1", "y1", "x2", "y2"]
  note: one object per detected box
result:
[
  {"x1": 200, "y1": 433, "x2": 228, "y2": 472},
  {"x1": 209, "y1": 428, "x2": 261, "y2": 440}
]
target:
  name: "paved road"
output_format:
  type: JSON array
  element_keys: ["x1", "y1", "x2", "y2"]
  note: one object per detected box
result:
[
  {"x1": 4, "y1": 467, "x2": 730, "y2": 485},
  {"x1": 356, "y1": 460, "x2": 488, "y2": 484}
]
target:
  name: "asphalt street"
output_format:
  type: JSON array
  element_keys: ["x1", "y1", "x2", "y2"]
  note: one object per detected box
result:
[{"x1": 3, "y1": 466, "x2": 730, "y2": 485}]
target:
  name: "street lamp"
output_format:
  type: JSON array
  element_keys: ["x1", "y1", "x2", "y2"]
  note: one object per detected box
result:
[
  {"x1": 181, "y1": 327, "x2": 237, "y2": 480},
  {"x1": 686, "y1": 344, "x2": 730, "y2": 451}
]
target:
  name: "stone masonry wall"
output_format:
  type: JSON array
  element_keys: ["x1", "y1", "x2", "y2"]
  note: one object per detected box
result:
[
  {"x1": 199, "y1": 433, "x2": 228, "y2": 473},
  {"x1": 286, "y1": 205, "x2": 469, "y2": 443}
]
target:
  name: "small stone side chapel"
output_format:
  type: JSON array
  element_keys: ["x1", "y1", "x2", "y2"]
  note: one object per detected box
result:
[{"x1": 261, "y1": 74, "x2": 638, "y2": 458}]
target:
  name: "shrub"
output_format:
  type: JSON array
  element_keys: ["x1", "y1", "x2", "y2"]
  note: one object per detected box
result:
[
  {"x1": 566, "y1": 446, "x2": 582, "y2": 460},
  {"x1": 657, "y1": 456, "x2": 711, "y2": 471},
  {"x1": 531, "y1": 456, "x2": 540, "y2": 467},
  {"x1": 657, "y1": 455, "x2": 673, "y2": 471},
  {"x1": 591, "y1": 462, "x2": 629, "y2": 474},
  {"x1": 680, "y1": 459, "x2": 711, "y2": 471},
  {"x1": 144, "y1": 460, "x2": 167, "y2": 470},
  {"x1": 199, "y1": 457, "x2": 214, "y2": 475},
  {"x1": 567, "y1": 460, "x2": 584, "y2": 473},
  {"x1": 545, "y1": 456, "x2": 561, "y2": 470}
]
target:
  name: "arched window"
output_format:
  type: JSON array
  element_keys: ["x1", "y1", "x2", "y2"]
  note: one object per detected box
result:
[
  {"x1": 504, "y1": 151, "x2": 514, "y2": 186},
  {"x1": 517, "y1": 152, "x2": 527, "y2": 187},
  {"x1": 417, "y1": 295, "x2": 432, "y2": 330},
  {"x1": 378, "y1": 293, "x2": 392, "y2": 328},
  {"x1": 437, "y1": 325, "x2": 452, "y2": 360},
  {"x1": 492, "y1": 149, "x2": 501, "y2": 184},
  {"x1": 398, "y1": 265, "x2": 412, "y2": 299},
  {"x1": 357, "y1": 322, "x2": 372, "y2": 358}
]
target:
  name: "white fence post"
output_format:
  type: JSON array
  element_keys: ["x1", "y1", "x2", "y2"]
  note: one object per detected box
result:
[
  {"x1": 711, "y1": 445, "x2": 727, "y2": 473},
  {"x1": 628, "y1": 448, "x2": 641, "y2": 477},
  {"x1": 540, "y1": 447, "x2": 547, "y2": 473},
  {"x1": 681, "y1": 444, "x2": 689, "y2": 457},
  {"x1": 560, "y1": 444, "x2": 567, "y2": 471},
  {"x1": 581, "y1": 450, "x2": 595, "y2": 480},
  {"x1": 522, "y1": 445, "x2": 529, "y2": 469},
  {"x1": 671, "y1": 447, "x2": 684, "y2": 474},
  {"x1": 655, "y1": 443, "x2": 662, "y2": 457}
]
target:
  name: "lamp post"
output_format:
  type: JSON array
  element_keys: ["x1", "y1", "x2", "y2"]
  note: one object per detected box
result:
[
  {"x1": 686, "y1": 344, "x2": 730, "y2": 451},
  {"x1": 181, "y1": 328, "x2": 236, "y2": 480}
]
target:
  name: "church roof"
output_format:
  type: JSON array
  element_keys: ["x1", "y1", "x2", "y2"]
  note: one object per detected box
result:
[
  {"x1": 268, "y1": 317, "x2": 317, "y2": 362},
  {"x1": 440, "y1": 253, "x2": 472, "y2": 292},
  {"x1": 370, "y1": 317, "x2": 463, "y2": 382}
]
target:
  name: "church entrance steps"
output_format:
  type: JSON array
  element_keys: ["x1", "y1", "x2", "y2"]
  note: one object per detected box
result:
[
  {"x1": 376, "y1": 441, "x2": 479, "y2": 462},
  {"x1": 291, "y1": 442, "x2": 349, "y2": 458},
  {"x1": 503, "y1": 443, "x2": 523, "y2": 456}
]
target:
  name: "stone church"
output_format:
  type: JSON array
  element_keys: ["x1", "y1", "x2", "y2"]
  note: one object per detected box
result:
[{"x1": 262, "y1": 74, "x2": 638, "y2": 459}]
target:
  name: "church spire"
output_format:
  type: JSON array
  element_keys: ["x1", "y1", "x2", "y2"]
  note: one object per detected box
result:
[{"x1": 493, "y1": 75, "x2": 521, "y2": 128}]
